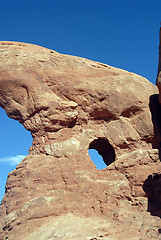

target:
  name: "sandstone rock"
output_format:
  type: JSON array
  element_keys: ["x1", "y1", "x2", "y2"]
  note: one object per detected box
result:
[
  {"x1": 0, "y1": 41, "x2": 161, "y2": 240},
  {"x1": 156, "y1": 27, "x2": 161, "y2": 103}
]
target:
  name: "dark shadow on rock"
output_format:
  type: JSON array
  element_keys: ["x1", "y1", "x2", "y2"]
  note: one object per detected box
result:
[
  {"x1": 143, "y1": 173, "x2": 161, "y2": 218},
  {"x1": 89, "y1": 138, "x2": 115, "y2": 167},
  {"x1": 149, "y1": 94, "x2": 161, "y2": 159}
]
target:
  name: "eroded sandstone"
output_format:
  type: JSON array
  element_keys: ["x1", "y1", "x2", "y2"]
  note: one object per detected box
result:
[{"x1": 0, "y1": 41, "x2": 161, "y2": 240}]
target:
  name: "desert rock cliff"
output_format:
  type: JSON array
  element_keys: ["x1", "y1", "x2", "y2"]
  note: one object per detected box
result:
[{"x1": 0, "y1": 41, "x2": 161, "y2": 240}]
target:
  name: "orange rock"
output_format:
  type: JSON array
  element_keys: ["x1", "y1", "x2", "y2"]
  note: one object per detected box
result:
[{"x1": 0, "y1": 41, "x2": 161, "y2": 240}]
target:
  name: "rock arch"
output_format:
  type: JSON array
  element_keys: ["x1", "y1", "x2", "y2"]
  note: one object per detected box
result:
[{"x1": 89, "y1": 138, "x2": 115, "y2": 167}]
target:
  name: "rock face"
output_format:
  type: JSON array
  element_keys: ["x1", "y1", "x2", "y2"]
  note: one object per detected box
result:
[
  {"x1": 0, "y1": 41, "x2": 161, "y2": 240},
  {"x1": 157, "y1": 27, "x2": 161, "y2": 103}
]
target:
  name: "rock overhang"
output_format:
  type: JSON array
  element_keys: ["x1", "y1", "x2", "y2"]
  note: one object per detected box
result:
[
  {"x1": 0, "y1": 41, "x2": 158, "y2": 157},
  {"x1": 1, "y1": 41, "x2": 161, "y2": 239}
]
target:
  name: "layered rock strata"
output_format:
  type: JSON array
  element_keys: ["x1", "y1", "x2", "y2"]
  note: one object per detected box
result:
[{"x1": 0, "y1": 41, "x2": 161, "y2": 240}]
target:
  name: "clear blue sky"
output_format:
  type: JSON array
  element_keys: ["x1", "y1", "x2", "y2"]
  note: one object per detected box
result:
[{"x1": 0, "y1": 0, "x2": 161, "y2": 202}]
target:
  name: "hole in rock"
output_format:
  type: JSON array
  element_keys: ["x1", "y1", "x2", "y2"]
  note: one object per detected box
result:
[
  {"x1": 88, "y1": 138, "x2": 115, "y2": 169},
  {"x1": 0, "y1": 108, "x2": 32, "y2": 204},
  {"x1": 88, "y1": 149, "x2": 107, "y2": 170}
]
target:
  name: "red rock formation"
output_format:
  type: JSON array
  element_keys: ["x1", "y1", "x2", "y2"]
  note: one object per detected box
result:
[{"x1": 0, "y1": 41, "x2": 161, "y2": 240}]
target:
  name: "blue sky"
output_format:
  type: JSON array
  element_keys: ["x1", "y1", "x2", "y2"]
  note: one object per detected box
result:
[{"x1": 0, "y1": 0, "x2": 161, "y2": 202}]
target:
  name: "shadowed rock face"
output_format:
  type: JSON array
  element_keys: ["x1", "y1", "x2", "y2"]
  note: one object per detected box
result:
[
  {"x1": 156, "y1": 27, "x2": 161, "y2": 103},
  {"x1": 0, "y1": 41, "x2": 161, "y2": 240}
]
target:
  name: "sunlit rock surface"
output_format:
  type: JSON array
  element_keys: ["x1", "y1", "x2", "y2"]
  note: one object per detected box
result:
[{"x1": 0, "y1": 41, "x2": 161, "y2": 240}]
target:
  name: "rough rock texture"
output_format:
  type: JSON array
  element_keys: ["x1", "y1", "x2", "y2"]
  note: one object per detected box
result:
[{"x1": 0, "y1": 41, "x2": 161, "y2": 240}]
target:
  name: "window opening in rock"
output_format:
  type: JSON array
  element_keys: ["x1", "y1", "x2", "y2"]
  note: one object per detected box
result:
[
  {"x1": 0, "y1": 108, "x2": 32, "y2": 204},
  {"x1": 88, "y1": 138, "x2": 115, "y2": 169},
  {"x1": 88, "y1": 149, "x2": 107, "y2": 169}
]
